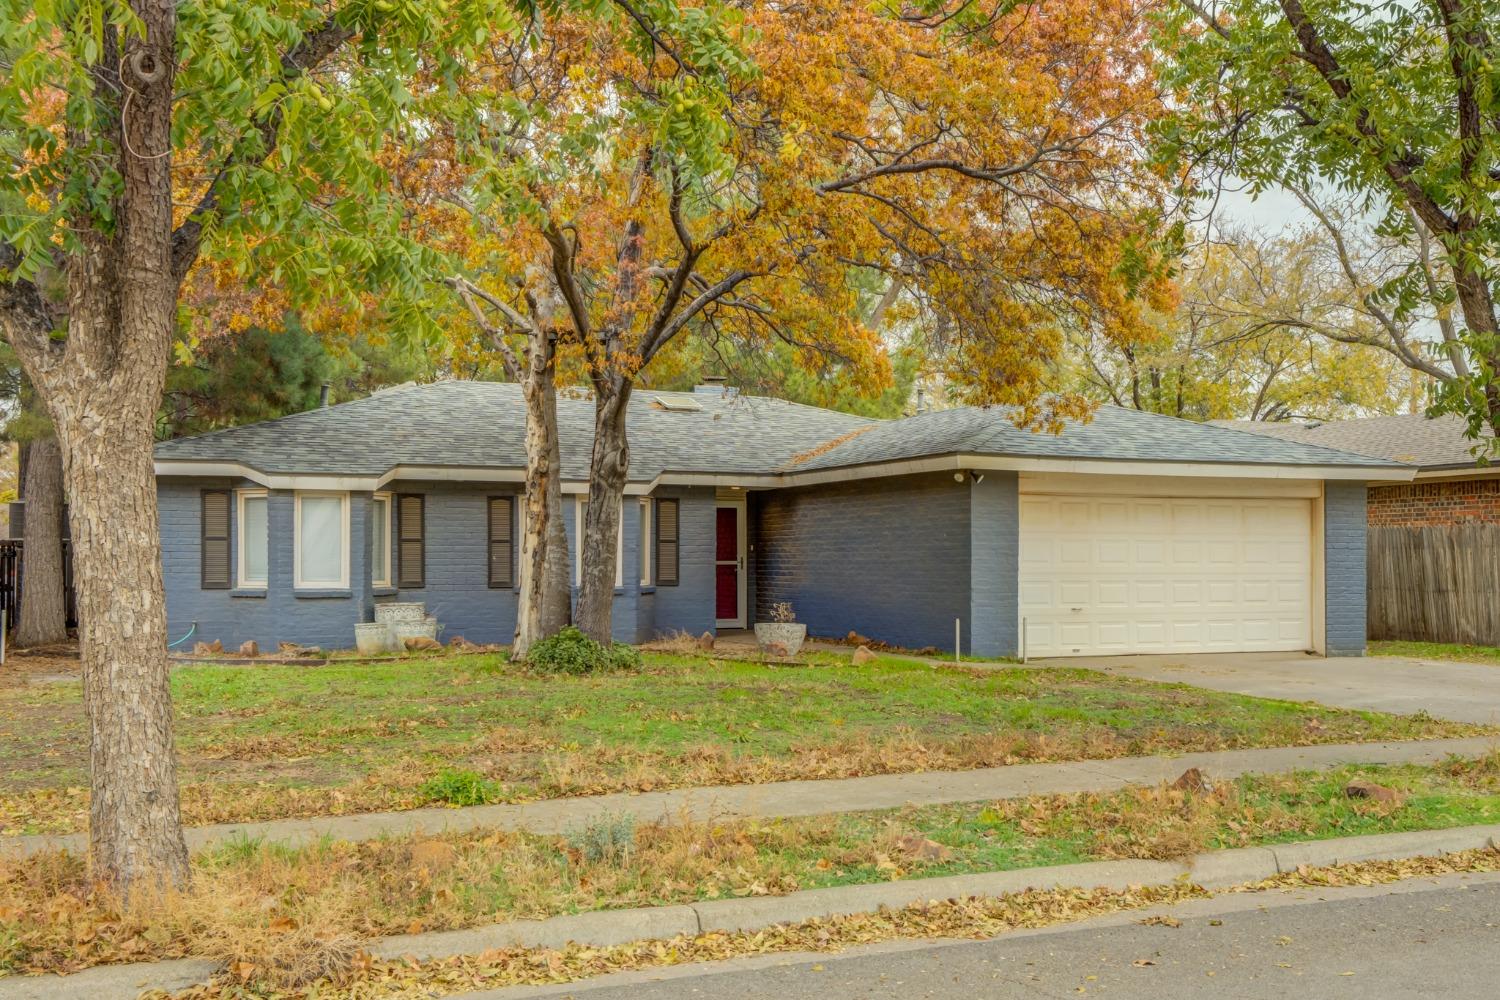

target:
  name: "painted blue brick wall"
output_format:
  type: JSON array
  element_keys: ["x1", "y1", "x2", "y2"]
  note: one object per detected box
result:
[
  {"x1": 162, "y1": 477, "x2": 704, "y2": 649},
  {"x1": 970, "y1": 471, "x2": 1018, "y2": 658},
  {"x1": 1325, "y1": 480, "x2": 1368, "y2": 656},
  {"x1": 754, "y1": 473, "x2": 972, "y2": 650},
  {"x1": 160, "y1": 479, "x2": 370, "y2": 650},
  {"x1": 647, "y1": 487, "x2": 717, "y2": 639}
]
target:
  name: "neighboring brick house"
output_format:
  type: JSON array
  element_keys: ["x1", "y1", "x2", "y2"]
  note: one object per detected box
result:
[
  {"x1": 153, "y1": 381, "x2": 1407, "y2": 657},
  {"x1": 1218, "y1": 414, "x2": 1499, "y2": 644},
  {"x1": 1214, "y1": 414, "x2": 1494, "y2": 527}
]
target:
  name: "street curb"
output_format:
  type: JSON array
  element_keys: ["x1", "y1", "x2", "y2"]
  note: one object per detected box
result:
[{"x1": 14, "y1": 823, "x2": 1498, "y2": 999}]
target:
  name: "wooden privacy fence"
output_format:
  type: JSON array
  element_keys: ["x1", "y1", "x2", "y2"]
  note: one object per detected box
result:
[{"x1": 1368, "y1": 524, "x2": 1500, "y2": 645}]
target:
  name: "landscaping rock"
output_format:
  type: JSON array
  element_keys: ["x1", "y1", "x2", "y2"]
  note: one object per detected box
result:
[
  {"x1": 237, "y1": 640, "x2": 259, "y2": 658},
  {"x1": 409, "y1": 840, "x2": 458, "y2": 872},
  {"x1": 191, "y1": 639, "x2": 223, "y2": 656},
  {"x1": 1171, "y1": 767, "x2": 1214, "y2": 795},
  {"x1": 851, "y1": 645, "x2": 877, "y2": 665},
  {"x1": 1345, "y1": 780, "x2": 1403, "y2": 803},
  {"x1": 847, "y1": 631, "x2": 872, "y2": 646},
  {"x1": 895, "y1": 834, "x2": 951, "y2": 861},
  {"x1": 448, "y1": 636, "x2": 479, "y2": 652},
  {"x1": 697, "y1": 631, "x2": 715, "y2": 652},
  {"x1": 404, "y1": 636, "x2": 443, "y2": 651}
]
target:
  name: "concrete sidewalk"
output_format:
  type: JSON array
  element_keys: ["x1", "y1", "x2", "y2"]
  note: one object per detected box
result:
[{"x1": 3, "y1": 736, "x2": 1492, "y2": 858}]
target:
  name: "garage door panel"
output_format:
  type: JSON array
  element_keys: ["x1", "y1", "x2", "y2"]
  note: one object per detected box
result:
[{"x1": 1020, "y1": 493, "x2": 1312, "y2": 657}]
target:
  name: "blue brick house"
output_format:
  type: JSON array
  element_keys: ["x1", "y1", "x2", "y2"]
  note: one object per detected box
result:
[{"x1": 153, "y1": 381, "x2": 1411, "y2": 657}]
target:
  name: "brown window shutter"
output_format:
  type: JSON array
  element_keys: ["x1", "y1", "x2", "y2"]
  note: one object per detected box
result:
[
  {"x1": 397, "y1": 494, "x2": 425, "y2": 589},
  {"x1": 656, "y1": 498, "x2": 679, "y2": 586},
  {"x1": 488, "y1": 496, "x2": 514, "y2": 588},
  {"x1": 201, "y1": 490, "x2": 231, "y2": 589}
]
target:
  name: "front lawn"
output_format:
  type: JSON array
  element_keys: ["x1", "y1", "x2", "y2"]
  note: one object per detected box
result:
[
  {"x1": 6, "y1": 754, "x2": 1500, "y2": 979},
  {"x1": 0, "y1": 650, "x2": 1479, "y2": 835},
  {"x1": 1371, "y1": 639, "x2": 1500, "y2": 667}
]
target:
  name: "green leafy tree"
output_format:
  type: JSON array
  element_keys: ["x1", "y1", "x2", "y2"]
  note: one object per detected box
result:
[
  {"x1": 1157, "y1": 0, "x2": 1500, "y2": 445},
  {"x1": 0, "y1": 0, "x2": 521, "y2": 889}
]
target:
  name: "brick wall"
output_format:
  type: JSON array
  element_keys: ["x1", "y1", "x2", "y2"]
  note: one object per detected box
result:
[
  {"x1": 1368, "y1": 478, "x2": 1500, "y2": 527},
  {"x1": 160, "y1": 479, "x2": 373, "y2": 651},
  {"x1": 1324, "y1": 481, "x2": 1368, "y2": 656},
  {"x1": 162, "y1": 477, "x2": 680, "y2": 650},
  {"x1": 754, "y1": 472, "x2": 973, "y2": 651},
  {"x1": 969, "y1": 472, "x2": 1019, "y2": 658}
]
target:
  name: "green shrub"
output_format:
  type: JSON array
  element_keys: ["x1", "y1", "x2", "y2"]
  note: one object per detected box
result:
[
  {"x1": 527, "y1": 626, "x2": 642, "y2": 675},
  {"x1": 566, "y1": 812, "x2": 637, "y2": 864},
  {"x1": 420, "y1": 768, "x2": 498, "y2": 807}
]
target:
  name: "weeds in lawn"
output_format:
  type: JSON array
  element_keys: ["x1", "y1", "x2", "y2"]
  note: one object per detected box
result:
[{"x1": 419, "y1": 769, "x2": 499, "y2": 807}]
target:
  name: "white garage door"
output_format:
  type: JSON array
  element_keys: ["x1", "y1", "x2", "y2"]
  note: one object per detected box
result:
[{"x1": 1019, "y1": 494, "x2": 1312, "y2": 657}]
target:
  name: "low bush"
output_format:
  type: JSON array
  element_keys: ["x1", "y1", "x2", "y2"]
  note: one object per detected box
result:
[
  {"x1": 527, "y1": 626, "x2": 642, "y2": 675},
  {"x1": 566, "y1": 811, "x2": 637, "y2": 864}
]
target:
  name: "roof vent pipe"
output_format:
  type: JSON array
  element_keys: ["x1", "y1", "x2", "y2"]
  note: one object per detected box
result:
[{"x1": 318, "y1": 382, "x2": 331, "y2": 408}]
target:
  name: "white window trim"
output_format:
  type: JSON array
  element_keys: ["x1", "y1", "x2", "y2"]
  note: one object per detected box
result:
[
  {"x1": 236, "y1": 488, "x2": 269, "y2": 589},
  {"x1": 639, "y1": 498, "x2": 653, "y2": 587},
  {"x1": 294, "y1": 490, "x2": 351, "y2": 590},
  {"x1": 371, "y1": 491, "x2": 393, "y2": 588},
  {"x1": 575, "y1": 497, "x2": 625, "y2": 588}
]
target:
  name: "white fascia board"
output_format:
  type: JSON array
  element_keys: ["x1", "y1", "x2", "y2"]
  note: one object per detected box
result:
[{"x1": 159, "y1": 451, "x2": 1414, "y2": 494}]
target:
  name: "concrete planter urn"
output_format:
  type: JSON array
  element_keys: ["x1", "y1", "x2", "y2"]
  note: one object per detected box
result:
[
  {"x1": 354, "y1": 622, "x2": 395, "y2": 655},
  {"x1": 393, "y1": 617, "x2": 440, "y2": 646},
  {"x1": 754, "y1": 622, "x2": 807, "y2": 657},
  {"x1": 375, "y1": 602, "x2": 426, "y2": 625}
]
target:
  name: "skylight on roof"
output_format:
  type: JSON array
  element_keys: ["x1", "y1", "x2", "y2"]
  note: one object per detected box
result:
[{"x1": 653, "y1": 395, "x2": 703, "y2": 412}]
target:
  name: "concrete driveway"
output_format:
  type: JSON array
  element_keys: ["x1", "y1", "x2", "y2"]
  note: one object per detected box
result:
[{"x1": 1051, "y1": 650, "x2": 1500, "y2": 725}]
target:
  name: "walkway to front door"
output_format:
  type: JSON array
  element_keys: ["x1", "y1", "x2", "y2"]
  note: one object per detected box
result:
[{"x1": 715, "y1": 499, "x2": 746, "y2": 628}]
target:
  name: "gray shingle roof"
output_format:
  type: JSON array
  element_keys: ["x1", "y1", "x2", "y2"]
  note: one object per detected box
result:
[
  {"x1": 154, "y1": 380, "x2": 1406, "y2": 481},
  {"x1": 1210, "y1": 414, "x2": 1487, "y2": 470}
]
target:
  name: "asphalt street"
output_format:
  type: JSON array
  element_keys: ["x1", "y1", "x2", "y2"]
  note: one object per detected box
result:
[{"x1": 470, "y1": 870, "x2": 1500, "y2": 1000}]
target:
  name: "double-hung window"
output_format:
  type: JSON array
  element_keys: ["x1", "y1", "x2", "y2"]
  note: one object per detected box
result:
[
  {"x1": 237, "y1": 489, "x2": 269, "y2": 589},
  {"x1": 574, "y1": 498, "x2": 625, "y2": 588},
  {"x1": 638, "y1": 498, "x2": 653, "y2": 586},
  {"x1": 371, "y1": 492, "x2": 393, "y2": 588},
  {"x1": 294, "y1": 491, "x2": 350, "y2": 589}
]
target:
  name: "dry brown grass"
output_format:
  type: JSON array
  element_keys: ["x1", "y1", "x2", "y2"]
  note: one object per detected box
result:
[
  {"x1": 0, "y1": 806, "x2": 918, "y2": 980},
  {"x1": 141, "y1": 847, "x2": 1500, "y2": 999}
]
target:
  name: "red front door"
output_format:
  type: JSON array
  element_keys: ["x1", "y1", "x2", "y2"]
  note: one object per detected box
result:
[{"x1": 715, "y1": 504, "x2": 743, "y2": 625}]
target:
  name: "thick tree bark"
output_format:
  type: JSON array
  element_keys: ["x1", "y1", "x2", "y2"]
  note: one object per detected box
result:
[
  {"x1": 15, "y1": 436, "x2": 67, "y2": 647},
  {"x1": 574, "y1": 381, "x2": 632, "y2": 644},
  {"x1": 512, "y1": 334, "x2": 574, "y2": 656},
  {"x1": 1, "y1": 4, "x2": 191, "y2": 890},
  {"x1": 539, "y1": 373, "x2": 572, "y2": 636}
]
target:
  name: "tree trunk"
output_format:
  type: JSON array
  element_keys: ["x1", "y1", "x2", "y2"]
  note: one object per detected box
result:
[
  {"x1": 7, "y1": 4, "x2": 191, "y2": 891},
  {"x1": 574, "y1": 380, "x2": 632, "y2": 644},
  {"x1": 15, "y1": 435, "x2": 67, "y2": 647},
  {"x1": 58, "y1": 398, "x2": 188, "y2": 890},
  {"x1": 540, "y1": 373, "x2": 572, "y2": 636},
  {"x1": 512, "y1": 375, "x2": 554, "y2": 658}
]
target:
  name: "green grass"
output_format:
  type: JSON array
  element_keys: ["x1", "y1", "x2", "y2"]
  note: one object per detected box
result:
[
  {"x1": 0, "y1": 650, "x2": 1482, "y2": 834},
  {"x1": 1371, "y1": 639, "x2": 1500, "y2": 667}
]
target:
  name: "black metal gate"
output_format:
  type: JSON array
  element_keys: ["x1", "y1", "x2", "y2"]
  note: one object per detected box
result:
[{"x1": 0, "y1": 539, "x2": 78, "y2": 631}]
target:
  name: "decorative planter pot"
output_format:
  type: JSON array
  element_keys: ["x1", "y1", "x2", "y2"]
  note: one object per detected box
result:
[
  {"x1": 354, "y1": 622, "x2": 395, "y2": 655},
  {"x1": 393, "y1": 617, "x2": 440, "y2": 646},
  {"x1": 753, "y1": 622, "x2": 807, "y2": 657},
  {"x1": 375, "y1": 603, "x2": 426, "y2": 625}
]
